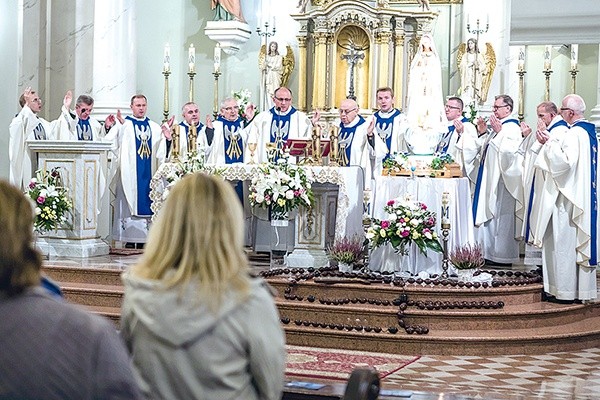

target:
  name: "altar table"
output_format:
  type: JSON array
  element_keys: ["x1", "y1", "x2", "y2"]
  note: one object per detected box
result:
[{"x1": 369, "y1": 175, "x2": 475, "y2": 275}]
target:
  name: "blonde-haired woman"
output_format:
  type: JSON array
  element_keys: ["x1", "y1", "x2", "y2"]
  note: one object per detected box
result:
[{"x1": 121, "y1": 173, "x2": 285, "y2": 400}]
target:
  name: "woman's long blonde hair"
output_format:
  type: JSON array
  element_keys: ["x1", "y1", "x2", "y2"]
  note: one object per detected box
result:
[{"x1": 132, "y1": 173, "x2": 250, "y2": 312}]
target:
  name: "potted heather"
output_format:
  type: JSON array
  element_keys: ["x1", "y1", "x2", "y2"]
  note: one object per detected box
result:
[
  {"x1": 449, "y1": 243, "x2": 485, "y2": 282},
  {"x1": 328, "y1": 236, "x2": 365, "y2": 272}
]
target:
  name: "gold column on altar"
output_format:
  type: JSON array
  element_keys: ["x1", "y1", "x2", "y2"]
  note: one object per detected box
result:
[
  {"x1": 376, "y1": 31, "x2": 392, "y2": 90},
  {"x1": 297, "y1": 36, "x2": 308, "y2": 111},
  {"x1": 312, "y1": 32, "x2": 328, "y2": 110},
  {"x1": 393, "y1": 32, "x2": 405, "y2": 111}
]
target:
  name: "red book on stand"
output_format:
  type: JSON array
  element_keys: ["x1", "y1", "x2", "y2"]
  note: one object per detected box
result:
[{"x1": 285, "y1": 139, "x2": 331, "y2": 157}]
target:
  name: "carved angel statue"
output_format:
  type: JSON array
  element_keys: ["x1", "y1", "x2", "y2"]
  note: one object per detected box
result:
[
  {"x1": 258, "y1": 41, "x2": 295, "y2": 100},
  {"x1": 457, "y1": 38, "x2": 496, "y2": 105}
]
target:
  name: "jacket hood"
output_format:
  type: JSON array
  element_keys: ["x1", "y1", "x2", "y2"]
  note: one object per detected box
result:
[{"x1": 122, "y1": 270, "x2": 257, "y2": 347}]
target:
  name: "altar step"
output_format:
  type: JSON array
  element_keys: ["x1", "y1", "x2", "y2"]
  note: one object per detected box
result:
[{"x1": 265, "y1": 271, "x2": 600, "y2": 356}]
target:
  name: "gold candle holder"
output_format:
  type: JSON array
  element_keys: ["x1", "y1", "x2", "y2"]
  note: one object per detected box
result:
[
  {"x1": 188, "y1": 123, "x2": 197, "y2": 155},
  {"x1": 570, "y1": 69, "x2": 578, "y2": 94},
  {"x1": 517, "y1": 69, "x2": 526, "y2": 122},
  {"x1": 543, "y1": 69, "x2": 552, "y2": 101},
  {"x1": 171, "y1": 125, "x2": 180, "y2": 161},
  {"x1": 313, "y1": 124, "x2": 322, "y2": 165},
  {"x1": 329, "y1": 125, "x2": 340, "y2": 167},
  {"x1": 213, "y1": 70, "x2": 221, "y2": 118},
  {"x1": 162, "y1": 70, "x2": 171, "y2": 124},
  {"x1": 188, "y1": 71, "x2": 196, "y2": 102}
]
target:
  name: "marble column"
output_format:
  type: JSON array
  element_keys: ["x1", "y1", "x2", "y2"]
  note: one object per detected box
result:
[
  {"x1": 393, "y1": 31, "x2": 405, "y2": 111},
  {"x1": 297, "y1": 36, "x2": 308, "y2": 112},
  {"x1": 92, "y1": 0, "x2": 136, "y2": 121},
  {"x1": 312, "y1": 31, "x2": 328, "y2": 110}
]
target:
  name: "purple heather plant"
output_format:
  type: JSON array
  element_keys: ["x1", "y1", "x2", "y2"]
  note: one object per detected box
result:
[
  {"x1": 328, "y1": 236, "x2": 365, "y2": 264},
  {"x1": 449, "y1": 243, "x2": 485, "y2": 270}
]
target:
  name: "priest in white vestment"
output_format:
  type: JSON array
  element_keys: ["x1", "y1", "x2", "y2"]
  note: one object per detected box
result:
[
  {"x1": 9, "y1": 88, "x2": 61, "y2": 190},
  {"x1": 110, "y1": 95, "x2": 167, "y2": 247},
  {"x1": 437, "y1": 96, "x2": 479, "y2": 181},
  {"x1": 529, "y1": 94, "x2": 597, "y2": 301},
  {"x1": 339, "y1": 98, "x2": 387, "y2": 191},
  {"x1": 372, "y1": 87, "x2": 409, "y2": 174},
  {"x1": 247, "y1": 87, "x2": 319, "y2": 164},
  {"x1": 54, "y1": 92, "x2": 117, "y2": 141},
  {"x1": 205, "y1": 98, "x2": 253, "y2": 165},
  {"x1": 516, "y1": 102, "x2": 568, "y2": 266},
  {"x1": 471, "y1": 95, "x2": 522, "y2": 264},
  {"x1": 164, "y1": 102, "x2": 210, "y2": 160}
]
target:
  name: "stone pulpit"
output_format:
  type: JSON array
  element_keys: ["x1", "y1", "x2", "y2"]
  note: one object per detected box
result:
[{"x1": 28, "y1": 140, "x2": 112, "y2": 257}]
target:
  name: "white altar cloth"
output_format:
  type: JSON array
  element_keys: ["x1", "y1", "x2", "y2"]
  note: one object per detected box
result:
[
  {"x1": 370, "y1": 176, "x2": 475, "y2": 275},
  {"x1": 150, "y1": 163, "x2": 364, "y2": 241}
]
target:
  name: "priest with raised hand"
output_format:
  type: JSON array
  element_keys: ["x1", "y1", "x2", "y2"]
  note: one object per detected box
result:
[
  {"x1": 529, "y1": 94, "x2": 597, "y2": 303},
  {"x1": 9, "y1": 87, "x2": 61, "y2": 190},
  {"x1": 471, "y1": 94, "x2": 522, "y2": 266},
  {"x1": 110, "y1": 94, "x2": 168, "y2": 249},
  {"x1": 339, "y1": 98, "x2": 387, "y2": 190},
  {"x1": 55, "y1": 91, "x2": 117, "y2": 141},
  {"x1": 205, "y1": 97, "x2": 253, "y2": 165},
  {"x1": 248, "y1": 87, "x2": 319, "y2": 163},
  {"x1": 164, "y1": 102, "x2": 211, "y2": 159}
]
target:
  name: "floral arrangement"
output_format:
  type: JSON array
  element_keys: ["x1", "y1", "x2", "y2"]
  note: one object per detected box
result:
[
  {"x1": 26, "y1": 168, "x2": 72, "y2": 233},
  {"x1": 463, "y1": 102, "x2": 478, "y2": 124},
  {"x1": 382, "y1": 152, "x2": 409, "y2": 170},
  {"x1": 232, "y1": 88, "x2": 252, "y2": 120},
  {"x1": 328, "y1": 235, "x2": 366, "y2": 265},
  {"x1": 366, "y1": 196, "x2": 442, "y2": 255},
  {"x1": 162, "y1": 152, "x2": 220, "y2": 201},
  {"x1": 449, "y1": 243, "x2": 485, "y2": 270},
  {"x1": 248, "y1": 157, "x2": 314, "y2": 218},
  {"x1": 429, "y1": 153, "x2": 454, "y2": 170}
]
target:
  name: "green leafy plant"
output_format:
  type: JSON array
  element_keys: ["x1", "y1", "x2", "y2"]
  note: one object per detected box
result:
[{"x1": 429, "y1": 153, "x2": 454, "y2": 170}]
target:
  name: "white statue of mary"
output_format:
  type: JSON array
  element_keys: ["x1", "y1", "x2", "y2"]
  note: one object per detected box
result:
[{"x1": 404, "y1": 34, "x2": 447, "y2": 155}]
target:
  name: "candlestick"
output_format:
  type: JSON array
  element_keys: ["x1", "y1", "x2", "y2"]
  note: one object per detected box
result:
[
  {"x1": 188, "y1": 44, "x2": 195, "y2": 73},
  {"x1": 188, "y1": 123, "x2": 197, "y2": 155},
  {"x1": 171, "y1": 124, "x2": 180, "y2": 161},
  {"x1": 163, "y1": 43, "x2": 170, "y2": 73},
  {"x1": 517, "y1": 69, "x2": 526, "y2": 122},
  {"x1": 212, "y1": 69, "x2": 221, "y2": 118},
  {"x1": 570, "y1": 44, "x2": 578, "y2": 71},
  {"x1": 162, "y1": 69, "x2": 170, "y2": 124},
  {"x1": 213, "y1": 44, "x2": 221, "y2": 73},
  {"x1": 543, "y1": 45, "x2": 552, "y2": 71}
]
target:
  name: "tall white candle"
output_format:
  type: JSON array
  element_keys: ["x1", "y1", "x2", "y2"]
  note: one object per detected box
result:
[
  {"x1": 570, "y1": 44, "x2": 578, "y2": 70},
  {"x1": 163, "y1": 43, "x2": 170, "y2": 73},
  {"x1": 517, "y1": 46, "x2": 525, "y2": 72},
  {"x1": 213, "y1": 44, "x2": 221, "y2": 73},
  {"x1": 441, "y1": 192, "x2": 450, "y2": 225},
  {"x1": 543, "y1": 45, "x2": 552, "y2": 71},
  {"x1": 188, "y1": 44, "x2": 195, "y2": 73}
]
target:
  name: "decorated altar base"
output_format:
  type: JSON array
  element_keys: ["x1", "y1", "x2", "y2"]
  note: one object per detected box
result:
[
  {"x1": 150, "y1": 163, "x2": 364, "y2": 269},
  {"x1": 28, "y1": 141, "x2": 112, "y2": 257},
  {"x1": 370, "y1": 175, "x2": 475, "y2": 276}
]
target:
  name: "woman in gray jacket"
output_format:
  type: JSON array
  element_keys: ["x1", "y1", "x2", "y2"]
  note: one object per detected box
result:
[{"x1": 121, "y1": 173, "x2": 286, "y2": 400}]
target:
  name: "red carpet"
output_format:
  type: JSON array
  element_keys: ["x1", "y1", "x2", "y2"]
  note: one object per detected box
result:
[{"x1": 285, "y1": 345, "x2": 420, "y2": 381}]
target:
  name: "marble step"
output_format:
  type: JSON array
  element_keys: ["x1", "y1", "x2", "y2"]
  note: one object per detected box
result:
[
  {"x1": 43, "y1": 265, "x2": 124, "y2": 286},
  {"x1": 276, "y1": 298, "x2": 597, "y2": 332},
  {"x1": 61, "y1": 282, "x2": 124, "y2": 309}
]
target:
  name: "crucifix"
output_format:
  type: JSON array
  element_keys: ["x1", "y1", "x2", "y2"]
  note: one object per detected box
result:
[{"x1": 341, "y1": 46, "x2": 365, "y2": 100}]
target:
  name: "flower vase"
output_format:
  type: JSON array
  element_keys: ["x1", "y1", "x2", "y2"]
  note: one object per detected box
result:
[
  {"x1": 457, "y1": 268, "x2": 475, "y2": 282},
  {"x1": 270, "y1": 209, "x2": 289, "y2": 270},
  {"x1": 338, "y1": 262, "x2": 352, "y2": 273},
  {"x1": 393, "y1": 242, "x2": 416, "y2": 278}
]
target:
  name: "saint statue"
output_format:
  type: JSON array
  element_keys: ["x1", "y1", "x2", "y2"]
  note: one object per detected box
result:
[
  {"x1": 211, "y1": 0, "x2": 245, "y2": 22},
  {"x1": 404, "y1": 34, "x2": 447, "y2": 154},
  {"x1": 457, "y1": 38, "x2": 496, "y2": 105},
  {"x1": 259, "y1": 41, "x2": 295, "y2": 104}
]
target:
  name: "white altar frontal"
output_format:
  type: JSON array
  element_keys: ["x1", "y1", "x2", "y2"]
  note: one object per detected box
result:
[
  {"x1": 150, "y1": 163, "x2": 365, "y2": 268},
  {"x1": 370, "y1": 175, "x2": 475, "y2": 275},
  {"x1": 28, "y1": 141, "x2": 112, "y2": 257}
]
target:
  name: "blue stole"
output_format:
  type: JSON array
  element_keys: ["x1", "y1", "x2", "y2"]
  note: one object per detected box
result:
[
  {"x1": 472, "y1": 118, "x2": 520, "y2": 222},
  {"x1": 269, "y1": 107, "x2": 297, "y2": 145},
  {"x1": 126, "y1": 116, "x2": 153, "y2": 216},
  {"x1": 574, "y1": 120, "x2": 598, "y2": 266},
  {"x1": 374, "y1": 109, "x2": 401, "y2": 160},
  {"x1": 524, "y1": 119, "x2": 568, "y2": 242},
  {"x1": 338, "y1": 116, "x2": 366, "y2": 167},
  {"x1": 33, "y1": 121, "x2": 46, "y2": 140},
  {"x1": 77, "y1": 119, "x2": 93, "y2": 140},
  {"x1": 217, "y1": 116, "x2": 244, "y2": 163},
  {"x1": 437, "y1": 117, "x2": 469, "y2": 154}
]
